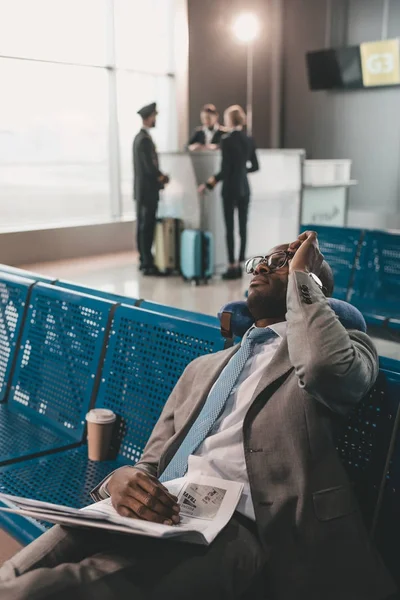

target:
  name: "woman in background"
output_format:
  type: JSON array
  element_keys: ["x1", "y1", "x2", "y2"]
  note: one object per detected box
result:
[{"x1": 198, "y1": 105, "x2": 259, "y2": 280}]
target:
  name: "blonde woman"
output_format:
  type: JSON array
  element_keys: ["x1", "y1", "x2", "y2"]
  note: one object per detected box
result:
[{"x1": 198, "y1": 105, "x2": 259, "y2": 280}]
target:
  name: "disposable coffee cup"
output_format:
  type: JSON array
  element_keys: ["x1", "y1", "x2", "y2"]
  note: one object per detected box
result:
[{"x1": 86, "y1": 409, "x2": 116, "y2": 461}]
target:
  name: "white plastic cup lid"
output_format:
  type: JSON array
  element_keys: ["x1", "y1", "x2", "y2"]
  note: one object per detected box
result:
[{"x1": 86, "y1": 409, "x2": 116, "y2": 424}]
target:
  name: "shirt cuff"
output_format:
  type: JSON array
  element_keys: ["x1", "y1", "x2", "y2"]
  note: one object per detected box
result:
[{"x1": 98, "y1": 476, "x2": 112, "y2": 499}]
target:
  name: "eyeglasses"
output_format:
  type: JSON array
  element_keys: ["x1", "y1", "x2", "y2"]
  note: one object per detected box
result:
[{"x1": 245, "y1": 251, "x2": 294, "y2": 274}]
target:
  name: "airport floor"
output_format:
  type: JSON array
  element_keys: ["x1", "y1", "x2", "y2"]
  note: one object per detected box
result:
[{"x1": 0, "y1": 250, "x2": 399, "y2": 565}]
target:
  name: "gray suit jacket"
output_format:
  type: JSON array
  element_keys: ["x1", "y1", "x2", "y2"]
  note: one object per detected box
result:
[{"x1": 94, "y1": 271, "x2": 396, "y2": 599}]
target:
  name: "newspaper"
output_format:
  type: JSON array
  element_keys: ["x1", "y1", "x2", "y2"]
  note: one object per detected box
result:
[{"x1": 0, "y1": 475, "x2": 243, "y2": 546}]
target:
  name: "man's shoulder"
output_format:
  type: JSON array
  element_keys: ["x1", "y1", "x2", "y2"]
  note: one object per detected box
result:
[{"x1": 134, "y1": 131, "x2": 153, "y2": 149}]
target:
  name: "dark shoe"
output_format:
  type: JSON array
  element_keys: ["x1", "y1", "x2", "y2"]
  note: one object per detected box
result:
[
  {"x1": 222, "y1": 267, "x2": 241, "y2": 280},
  {"x1": 142, "y1": 266, "x2": 168, "y2": 277}
]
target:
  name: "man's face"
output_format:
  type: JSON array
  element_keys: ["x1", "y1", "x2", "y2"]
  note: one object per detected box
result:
[
  {"x1": 144, "y1": 112, "x2": 157, "y2": 128},
  {"x1": 246, "y1": 244, "x2": 290, "y2": 320},
  {"x1": 200, "y1": 111, "x2": 217, "y2": 127}
]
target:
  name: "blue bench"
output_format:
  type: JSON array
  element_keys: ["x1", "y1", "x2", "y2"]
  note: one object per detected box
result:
[
  {"x1": 371, "y1": 370, "x2": 400, "y2": 588},
  {"x1": 337, "y1": 368, "x2": 400, "y2": 531},
  {"x1": 0, "y1": 281, "x2": 113, "y2": 465},
  {"x1": 0, "y1": 304, "x2": 225, "y2": 544},
  {"x1": 301, "y1": 226, "x2": 400, "y2": 333},
  {"x1": 350, "y1": 230, "x2": 400, "y2": 329},
  {"x1": 1, "y1": 265, "x2": 400, "y2": 589}
]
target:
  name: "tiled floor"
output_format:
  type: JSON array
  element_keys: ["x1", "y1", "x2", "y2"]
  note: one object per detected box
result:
[{"x1": 23, "y1": 251, "x2": 400, "y2": 361}]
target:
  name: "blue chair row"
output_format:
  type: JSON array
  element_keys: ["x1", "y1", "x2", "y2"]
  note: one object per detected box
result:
[
  {"x1": 301, "y1": 225, "x2": 400, "y2": 330},
  {"x1": 0, "y1": 274, "x2": 225, "y2": 544},
  {"x1": 0, "y1": 275, "x2": 114, "y2": 463},
  {"x1": 1, "y1": 265, "x2": 400, "y2": 590},
  {"x1": 349, "y1": 230, "x2": 400, "y2": 327}
]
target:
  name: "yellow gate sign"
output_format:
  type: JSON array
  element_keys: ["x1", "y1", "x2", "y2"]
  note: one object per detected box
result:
[{"x1": 360, "y1": 39, "x2": 400, "y2": 87}]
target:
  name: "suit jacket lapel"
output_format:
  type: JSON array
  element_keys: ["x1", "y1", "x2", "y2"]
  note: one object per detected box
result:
[{"x1": 158, "y1": 346, "x2": 239, "y2": 473}]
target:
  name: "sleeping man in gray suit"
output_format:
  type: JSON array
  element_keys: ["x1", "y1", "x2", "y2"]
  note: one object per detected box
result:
[{"x1": 0, "y1": 231, "x2": 396, "y2": 600}]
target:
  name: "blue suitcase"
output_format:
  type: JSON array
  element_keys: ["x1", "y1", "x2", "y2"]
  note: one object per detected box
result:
[{"x1": 180, "y1": 229, "x2": 214, "y2": 284}]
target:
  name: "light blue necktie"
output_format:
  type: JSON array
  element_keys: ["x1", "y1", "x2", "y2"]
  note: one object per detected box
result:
[{"x1": 159, "y1": 327, "x2": 276, "y2": 482}]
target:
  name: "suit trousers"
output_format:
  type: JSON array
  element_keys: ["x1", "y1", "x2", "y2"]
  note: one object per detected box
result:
[
  {"x1": 0, "y1": 515, "x2": 268, "y2": 600},
  {"x1": 136, "y1": 201, "x2": 158, "y2": 269},
  {"x1": 222, "y1": 195, "x2": 250, "y2": 265}
]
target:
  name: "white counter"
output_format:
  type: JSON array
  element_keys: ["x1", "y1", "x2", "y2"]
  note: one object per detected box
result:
[{"x1": 158, "y1": 150, "x2": 305, "y2": 273}]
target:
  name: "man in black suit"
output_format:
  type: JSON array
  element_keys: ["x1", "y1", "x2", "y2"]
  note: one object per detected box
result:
[
  {"x1": 188, "y1": 104, "x2": 225, "y2": 151},
  {"x1": 133, "y1": 102, "x2": 169, "y2": 276}
]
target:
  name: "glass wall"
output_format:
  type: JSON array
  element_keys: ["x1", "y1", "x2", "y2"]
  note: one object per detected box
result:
[{"x1": 0, "y1": 0, "x2": 178, "y2": 231}]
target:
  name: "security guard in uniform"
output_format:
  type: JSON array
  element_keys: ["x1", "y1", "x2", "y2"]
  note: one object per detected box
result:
[{"x1": 133, "y1": 102, "x2": 169, "y2": 276}]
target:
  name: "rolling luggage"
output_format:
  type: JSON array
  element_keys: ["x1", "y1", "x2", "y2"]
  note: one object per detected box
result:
[
  {"x1": 180, "y1": 194, "x2": 214, "y2": 285},
  {"x1": 155, "y1": 218, "x2": 183, "y2": 274}
]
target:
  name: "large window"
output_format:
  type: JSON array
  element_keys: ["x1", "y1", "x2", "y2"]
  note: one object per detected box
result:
[{"x1": 0, "y1": 0, "x2": 178, "y2": 231}]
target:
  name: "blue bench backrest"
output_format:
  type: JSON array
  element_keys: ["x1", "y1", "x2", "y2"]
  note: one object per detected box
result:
[
  {"x1": 369, "y1": 369, "x2": 400, "y2": 587},
  {"x1": 139, "y1": 300, "x2": 219, "y2": 328},
  {"x1": 301, "y1": 224, "x2": 363, "y2": 301},
  {"x1": 336, "y1": 368, "x2": 400, "y2": 530},
  {"x1": 8, "y1": 284, "x2": 114, "y2": 440},
  {"x1": 55, "y1": 280, "x2": 138, "y2": 307},
  {"x1": 94, "y1": 305, "x2": 225, "y2": 463},
  {"x1": 350, "y1": 230, "x2": 400, "y2": 320},
  {"x1": 0, "y1": 274, "x2": 34, "y2": 402}
]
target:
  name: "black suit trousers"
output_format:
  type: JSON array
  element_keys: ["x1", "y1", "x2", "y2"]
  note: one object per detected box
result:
[
  {"x1": 222, "y1": 195, "x2": 250, "y2": 264},
  {"x1": 136, "y1": 201, "x2": 158, "y2": 268},
  {"x1": 0, "y1": 515, "x2": 268, "y2": 599}
]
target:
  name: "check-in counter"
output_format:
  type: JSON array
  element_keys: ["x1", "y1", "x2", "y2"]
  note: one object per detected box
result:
[{"x1": 158, "y1": 150, "x2": 305, "y2": 274}]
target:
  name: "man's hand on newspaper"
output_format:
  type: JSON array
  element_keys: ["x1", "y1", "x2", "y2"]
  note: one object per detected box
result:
[{"x1": 108, "y1": 467, "x2": 180, "y2": 525}]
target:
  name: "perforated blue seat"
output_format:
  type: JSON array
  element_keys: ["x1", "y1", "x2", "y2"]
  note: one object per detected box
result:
[
  {"x1": 336, "y1": 368, "x2": 400, "y2": 531},
  {"x1": 0, "y1": 306, "x2": 225, "y2": 543},
  {"x1": 0, "y1": 274, "x2": 34, "y2": 403},
  {"x1": 0, "y1": 283, "x2": 113, "y2": 465},
  {"x1": 365, "y1": 366, "x2": 400, "y2": 588},
  {"x1": 301, "y1": 224, "x2": 363, "y2": 301},
  {"x1": 350, "y1": 230, "x2": 400, "y2": 327}
]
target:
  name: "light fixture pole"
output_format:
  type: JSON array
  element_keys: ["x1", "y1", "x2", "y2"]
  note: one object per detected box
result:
[
  {"x1": 232, "y1": 13, "x2": 260, "y2": 137},
  {"x1": 246, "y1": 39, "x2": 254, "y2": 136}
]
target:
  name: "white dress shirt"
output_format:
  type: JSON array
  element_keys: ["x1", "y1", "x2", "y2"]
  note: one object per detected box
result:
[
  {"x1": 187, "y1": 322, "x2": 287, "y2": 520},
  {"x1": 100, "y1": 322, "x2": 287, "y2": 521},
  {"x1": 203, "y1": 124, "x2": 218, "y2": 145}
]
